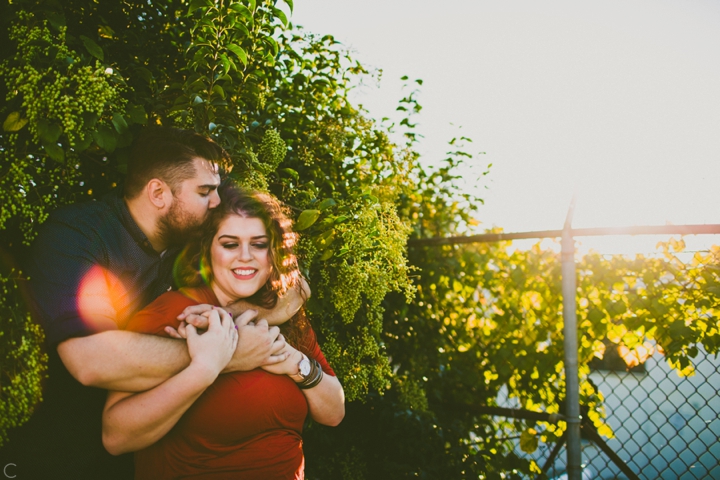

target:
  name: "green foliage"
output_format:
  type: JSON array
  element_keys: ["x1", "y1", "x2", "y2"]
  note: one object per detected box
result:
[
  {"x1": 0, "y1": 271, "x2": 47, "y2": 447},
  {"x1": 0, "y1": 0, "x2": 415, "y2": 449}
]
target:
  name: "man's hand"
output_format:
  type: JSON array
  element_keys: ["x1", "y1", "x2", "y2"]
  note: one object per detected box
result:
[
  {"x1": 176, "y1": 304, "x2": 222, "y2": 330},
  {"x1": 261, "y1": 345, "x2": 303, "y2": 377},
  {"x1": 171, "y1": 305, "x2": 289, "y2": 371},
  {"x1": 224, "y1": 310, "x2": 288, "y2": 372}
]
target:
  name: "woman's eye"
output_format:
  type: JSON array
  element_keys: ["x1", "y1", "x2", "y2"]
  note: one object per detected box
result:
[
  {"x1": 221, "y1": 243, "x2": 238, "y2": 249},
  {"x1": 252, "y1": 242, "x2": 269, "y2": 249}
]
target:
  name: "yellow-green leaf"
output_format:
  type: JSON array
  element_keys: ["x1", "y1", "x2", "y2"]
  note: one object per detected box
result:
[
  {"x1": 295, "y1": 209, "x2": 320, "y2": 231},
  {"x1": 3, "y1": 112, "x2": 28, "y2": 132},
  {"x1": 520, "y1": 428, "x2": 539, "y2": 453}
]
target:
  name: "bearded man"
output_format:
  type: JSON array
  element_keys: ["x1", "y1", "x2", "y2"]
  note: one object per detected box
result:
[{"x1": 1, "y1": 127, "x2": 299, "y2": 479}]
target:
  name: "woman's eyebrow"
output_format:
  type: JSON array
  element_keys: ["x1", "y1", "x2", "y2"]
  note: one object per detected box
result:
[{"x1": 217, "y1": 234, "x2": 269, "y2": 240}]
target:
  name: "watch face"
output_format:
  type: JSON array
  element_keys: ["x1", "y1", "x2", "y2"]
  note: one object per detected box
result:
[{"x1": 299, "y1": 357, "x2": 312, "y2": 377}]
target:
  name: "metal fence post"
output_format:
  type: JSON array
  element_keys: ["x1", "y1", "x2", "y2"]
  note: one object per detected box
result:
[{"x1": 561, "y1": 196, "x2": 582, "y2": 480}]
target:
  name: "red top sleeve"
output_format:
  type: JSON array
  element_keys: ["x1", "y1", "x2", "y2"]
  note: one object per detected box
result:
[{"x1": 124, "y1": 288, "x2": 215, "y2": 336}]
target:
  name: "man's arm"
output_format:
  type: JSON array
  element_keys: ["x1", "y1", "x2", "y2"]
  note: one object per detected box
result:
[
  {"x1": 178, "y1": 278, "x2": 310, "y2": 327},
  {"x1": 103, "y1": 311, "x2": 237, "y2": 455},
  {"x1": 58, "y1": 330, "x2": 192, "y2": 392}
]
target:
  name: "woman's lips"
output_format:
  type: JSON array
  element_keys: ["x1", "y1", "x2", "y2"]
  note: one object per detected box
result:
[{"x1": 232, "y1": 268, "x2": 257, "y2": 280}]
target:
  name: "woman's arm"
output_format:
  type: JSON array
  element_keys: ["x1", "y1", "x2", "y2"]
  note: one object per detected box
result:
[
  {"x1": 102, "y1": 310, "x2": 237, "y2": 455},
  {"x1": 262, "y1": 345, "x2": 345, "y2": 426}
]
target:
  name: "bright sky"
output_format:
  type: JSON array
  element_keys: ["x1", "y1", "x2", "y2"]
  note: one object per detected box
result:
[{"x1": 292, "y1": 0, "x2": 720, "y2": 252}]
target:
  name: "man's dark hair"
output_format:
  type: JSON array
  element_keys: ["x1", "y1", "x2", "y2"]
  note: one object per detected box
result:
[{"x1": 124, "y1": 126, "x2": 231, "y2": 199}]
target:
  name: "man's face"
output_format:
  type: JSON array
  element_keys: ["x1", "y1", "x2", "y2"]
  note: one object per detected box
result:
[{"x1": 158, "y1": 157, "x2": 221, "y2": 246}]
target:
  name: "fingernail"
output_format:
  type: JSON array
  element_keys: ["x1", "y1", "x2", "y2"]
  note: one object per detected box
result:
[
  {"x1": 229, "y1": 312, "x2": 233, "y2": 317},
  {"x1": 234, "y1": 325, "x2": 238, "y2": 330}
]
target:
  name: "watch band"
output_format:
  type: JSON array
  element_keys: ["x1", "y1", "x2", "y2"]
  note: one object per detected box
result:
[{"x1": 298, "y1": 358, "x2": 324, "y2": 389}]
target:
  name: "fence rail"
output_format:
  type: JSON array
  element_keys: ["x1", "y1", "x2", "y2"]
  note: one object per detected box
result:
[{"x1": 409, "y1": 224, "x2": 720, "y2": 247}]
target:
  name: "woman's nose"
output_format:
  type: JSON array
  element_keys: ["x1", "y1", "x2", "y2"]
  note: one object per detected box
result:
[{"x1": 238, "y1": 244, "x2": 253, "y2": 262}]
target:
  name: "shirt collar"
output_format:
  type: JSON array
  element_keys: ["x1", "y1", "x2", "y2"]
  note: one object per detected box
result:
[{"x1": 105, "y1": 191, "x2": 157, "y2": 255}]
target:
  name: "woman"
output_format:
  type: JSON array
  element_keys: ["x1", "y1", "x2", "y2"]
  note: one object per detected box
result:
[{"x1": 102, "y1": 182, "x2": 345, "y2": 479}]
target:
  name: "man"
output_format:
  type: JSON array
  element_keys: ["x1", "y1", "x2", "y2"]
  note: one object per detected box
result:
[{"x1": 1, "y1": 127, "x2": 300, "y2": 479}]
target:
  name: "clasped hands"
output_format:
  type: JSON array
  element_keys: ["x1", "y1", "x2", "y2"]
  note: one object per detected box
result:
[{"x1": 165, "y1": 305, "x2": 300, "y2": 376}]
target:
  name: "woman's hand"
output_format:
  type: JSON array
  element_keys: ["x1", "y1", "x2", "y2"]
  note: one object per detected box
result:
[{"x1": 185, "y1": 307, "x2": 238, "y2": 378}]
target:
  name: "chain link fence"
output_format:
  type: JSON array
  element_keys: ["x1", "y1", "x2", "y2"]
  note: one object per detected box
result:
[{"x1": 483, "y1": 233, "x2": 720, "y2": 479}]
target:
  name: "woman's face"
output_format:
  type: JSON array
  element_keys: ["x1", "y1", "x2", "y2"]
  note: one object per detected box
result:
[{"x1": 210, "y1": 214, "x2": 272, "y2": 306}]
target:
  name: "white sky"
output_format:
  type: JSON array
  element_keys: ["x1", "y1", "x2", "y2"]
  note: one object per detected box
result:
[{"x1": 291, "y1": 0, "x2": 720, "y2": 252}]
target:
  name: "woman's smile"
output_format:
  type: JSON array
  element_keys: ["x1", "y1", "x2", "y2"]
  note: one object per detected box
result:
[{"x1": 232, "y1": 268, "x2": 258, "y2": 279}]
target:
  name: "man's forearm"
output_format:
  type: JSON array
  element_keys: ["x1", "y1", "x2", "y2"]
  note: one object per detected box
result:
[{"x1": 58, "y1": 330, "x2": 191, "y2": 392}]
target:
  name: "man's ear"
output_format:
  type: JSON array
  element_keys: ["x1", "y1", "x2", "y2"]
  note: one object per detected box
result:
[{"x1": 146, "y1": 178, "x2": 171, "y2": 209}]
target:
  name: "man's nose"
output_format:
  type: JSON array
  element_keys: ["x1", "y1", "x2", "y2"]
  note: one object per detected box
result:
[{"x1": 209, "y1": 189, "x2": 221, "y2": 209}]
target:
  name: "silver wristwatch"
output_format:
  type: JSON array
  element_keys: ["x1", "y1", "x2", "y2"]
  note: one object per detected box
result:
[{"x1": 297, "y1": 353, "x2": 312, "y2": 379}]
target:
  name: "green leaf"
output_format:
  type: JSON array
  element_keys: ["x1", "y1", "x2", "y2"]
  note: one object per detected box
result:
[
  {"x1": 233, "y1": 22, "x2": 251, "y2": 38},
  {"x1": 248, "y1": 0, "x2": 257, "y2": 13},
  {"x1": 37, "y1": 119, "x2": 62, "y2": 144},
  {"x1": 82, "y1": 111, "x2": 100, "y2": 129},
  {"x1": 126, "y1": 104, "x2": 148, "y2": 125},
  {"x1": 519, "y1": 428, "x2": 539, "y2": 454},
  {"x1": 281, "y1": 0, "x2": 294, "y2": 13},
  {"x1": 111, "y1": 113, "x2": 128, "y2": 133},
  {"x1": 187, "y1": 0, "x2": 212, "y2": 13},
  {"x1": 295, "y1": 210, "x2": 321, "y2": 231},
  {"x1": 226, "y1": 44, "x2": 248, "y2": 66},
  {"x1": 3, "y1": 112, "x2": 28, "y2": 132},
  {"x1": 79, "y1": 35, "x2": 104, "y2": 61},
  {"x1": 135, "y1": 67, "x2": 153, "y2": 84},
  {"x1": 318, "y1": 198, "x2": 336, "y2": 211},
  {"x1": 707, "y1": 286, "x2": 720, "y2": 296},
  {"x1": 273, "y1": 7, "x2": 289, "y2": 27},
  {"x1": 212, "y1": 84, "x2": 226, "y2": 100},
  {"x1": 229, "y1": 4, "x2": 253, "y2": 19},
  {"x1": 282, "y1": 168, "x2": 299, "y2": 180},
  {"x1": 43, "y1": 141, "x2": 65, "y2": 164},
  {"x1": 71, "y1": 134, "x2": 93, "y2": 152},
  {"x1": 265, "y1": 37, "x2": 279, "y2": 57},
  {"x1": 219, "y1": 54, "x2": 232, "y2": 75},
  {"x1": 93, "y1": 125, "x2": 117, "y2": 153}
]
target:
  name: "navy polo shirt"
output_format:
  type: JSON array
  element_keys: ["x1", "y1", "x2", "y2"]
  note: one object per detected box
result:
[{"x1": 3, "y1": 192, "x2": 179, "y2": 479}]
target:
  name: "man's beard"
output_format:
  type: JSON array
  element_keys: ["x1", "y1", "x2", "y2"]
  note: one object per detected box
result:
[{"x1": 157, "y1": 197, "x2": 206, "y2": 248}]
